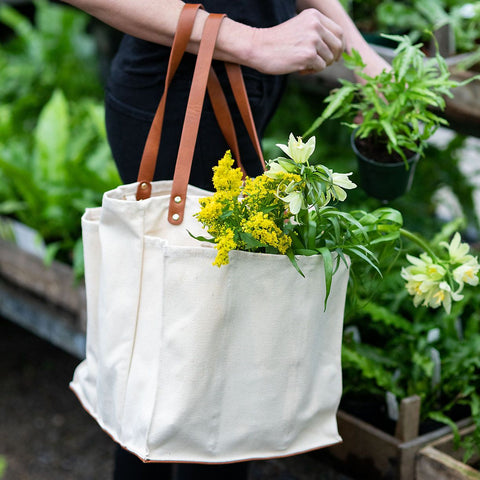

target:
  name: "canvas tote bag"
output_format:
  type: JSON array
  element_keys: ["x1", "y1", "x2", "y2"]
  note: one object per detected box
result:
[{"x1": 70, "y1": 4, "x2": 350, "y2": 463}]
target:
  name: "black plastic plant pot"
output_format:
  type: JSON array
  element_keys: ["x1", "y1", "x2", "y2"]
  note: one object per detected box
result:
[{"x1": 351, "y1": 133, "x2": 420, "y2": 202}]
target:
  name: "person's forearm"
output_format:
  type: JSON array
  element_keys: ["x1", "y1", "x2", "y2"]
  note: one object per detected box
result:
[
  {"x1": 62, "y1": 0, "x2": 253, "y2": 65},
  {"x1": 62, "y1": 0, "x2": 345, "y2": 75},
  {"x1": 296, "y1": 0, "x2": 390, "y2": 75}
]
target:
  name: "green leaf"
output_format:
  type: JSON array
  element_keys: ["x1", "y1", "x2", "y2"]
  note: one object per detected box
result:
[
  {"x1": 319, "y1": 247, "x2": 333, "y2": 309},
  {"x1": 428, "y1": 412, "x2": 461, "y2": 447},
  {"x1": 286, "y1": 249, "x2": 305, "y2": 277},
  {"x1": 34, "y1": 89, "x2": 69, "y2": 184}
]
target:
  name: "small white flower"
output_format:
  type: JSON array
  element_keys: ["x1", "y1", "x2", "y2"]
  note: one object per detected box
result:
[
  {"x1": 458, "y1": 3, "x2": 476, "y2": 19},
  {"x1": 440, "y1": 232, "x2": 472, "y2": 264},
  {"x1": 282, "y1": 191, "x2": 305, "y2": 215},
  {"x1": 453, "y1": 260, "x2": 480, "y2": 287},
  {"x1": 329, "y1": 170, "x2": 357, "y2": 201},
  {"x1": 276, "y1": 133, "x2": 315, "y2": 165},
  {"x1": 265, "y1": 161, "x2": 288, "y2": 179},
  {"x1": 427, "y1": 281, "x2": 463, "y2": 314}
]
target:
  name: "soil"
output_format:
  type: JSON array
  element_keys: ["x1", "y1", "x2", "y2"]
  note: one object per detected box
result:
[
  {"x1": 1, "y1": 319, "x2": 357, "y2": 480},
  {"x1": 354, "y1": 136, "x2": 414, "y2": 164}
]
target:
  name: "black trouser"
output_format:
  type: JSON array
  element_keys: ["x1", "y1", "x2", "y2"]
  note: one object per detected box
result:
[
  {"x1": 114, "y1": 446, "x2": 250, "y2": 480},
  {"x1": 105, "y1": 58, "x2": 286, "y2": 480}
]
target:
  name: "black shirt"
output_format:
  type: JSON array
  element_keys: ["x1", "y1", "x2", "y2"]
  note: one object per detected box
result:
[{"x1": 105, "y1": 1, "x2": 297, "y2": 188}]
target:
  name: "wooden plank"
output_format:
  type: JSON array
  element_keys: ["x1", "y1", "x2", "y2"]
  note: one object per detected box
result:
[
  {"x1": 328, "y1": 410, "x2": 400, "y2": 479},
  {"x1": 395, "y1": 395, "x2": 421, "y2": 442},
  {"x1": 432, "y1": 23, "x2": 456, "y2": 58},
  {"x1": 0, "y1": 277, "x2": 86, "y2": 358},
  {"x1": 327, "y1": 406, "x2": 472, "y2": 480},
  {"x1": 416, "y1": 446, "x2": 480, "y2": 480},
  {"x1": 430, "y1": 424, "x2": 480, "y2": 467},
  {"x1": 0, "y1": 238, "x2": 85, "y2": 317}
]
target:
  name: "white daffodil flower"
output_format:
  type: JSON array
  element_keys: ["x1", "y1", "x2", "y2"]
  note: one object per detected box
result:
[
  {"x1": 329, "y1": 169, "x2": 357, "y2": 201},
  {"x1": 440, "y1": 232, "x2": 473, "y2": 264},
  {"x1": 453, "y1": 260, "x2": 480, "y2": 288},
  {"x1": 276, "y1": 133, "x2": 315, "y2": 165}
]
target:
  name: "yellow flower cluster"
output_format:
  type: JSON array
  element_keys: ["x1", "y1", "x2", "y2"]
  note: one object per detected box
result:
[
  {"x1": 242, "y1": 212, "x2": 291, "y2": 254},
  {"x1": 212, "y1": 150, "x2": 243, "y2": 196},
  {"x1": 195, "y1": 151, "x2": 291, "y2": 267},
  {"x1": 213, "y1": 228, "x2": 237, "y2": 267}
]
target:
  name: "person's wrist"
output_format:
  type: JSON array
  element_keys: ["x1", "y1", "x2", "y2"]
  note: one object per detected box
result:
[{"x1": 216, "y1": 18, "x2": 260, "y2": 69}]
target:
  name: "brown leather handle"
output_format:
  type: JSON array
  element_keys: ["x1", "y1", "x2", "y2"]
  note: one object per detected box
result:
[
  {"x1": 167, "y1": 13, "x2": 225, "y2": 225},
  {"x1": 226, "y1": 63, "x2": 265, "y2": 170},
  {"x1": 135, "y1": 4, "x2": 265, "y2": 224},
  {"x1": 136, "y1": 3, "x2": 201, "y2": 200}
]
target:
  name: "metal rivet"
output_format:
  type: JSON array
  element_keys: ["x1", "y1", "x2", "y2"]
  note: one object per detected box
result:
[
  {"x1": 172, "y1": 213, "x2": 180, "y2": 221},
  {"x1": 174, "y1": 195, "x2": 182, "y2": 204},
  {"x1": 140, "y1": 182, "x2": 149, "y2": 190}
]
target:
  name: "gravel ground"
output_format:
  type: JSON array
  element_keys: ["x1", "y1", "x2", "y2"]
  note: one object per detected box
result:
[
  {"x1": 0, "y1": 319, "x2": 356, "y2": 480},
  {"x1": 0, "y1": 319, "x2": 115, "y2": 480}
]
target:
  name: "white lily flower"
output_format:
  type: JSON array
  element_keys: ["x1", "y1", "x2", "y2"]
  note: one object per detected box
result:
[
  {"x1": 282, "y1": 191, "x2": 305, "y2": 215},
  {"x1": 404, "y1": 253, "x2": 446, "y2": 280},
  {"x1": 427, "y1": 281, "x2": 463, "y2": 314},
  {"x1": 453, "y1": 260, "x2": 480, "y2": 287},
  {"x1": 440, "y1": 232, "x2": 472, "y2": 264},
  {"x1": 265, "y1": 161, "x2": 289, "y2": 179},
  {"x1": 329, "y1": 169, "x2": 357, "y2": 201},
  {"x1": 276, "y1": 133, "x2": 315, "y2": 165}
]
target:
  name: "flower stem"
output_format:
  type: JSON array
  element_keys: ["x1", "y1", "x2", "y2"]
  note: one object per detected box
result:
[{"x1": 399, "y1": 228, "x2": 438, "y2": 260}]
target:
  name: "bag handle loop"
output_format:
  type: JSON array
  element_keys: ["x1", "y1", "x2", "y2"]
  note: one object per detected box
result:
[
  {"x1": 167, "y1": 12, "x2": 225, "y2": 224},
  {"x1": 136, "y1": 3, "x2": 201, "y2": 200},
  {"x1": 136, "y1": 4, "x2": 265, "y2": 218}
]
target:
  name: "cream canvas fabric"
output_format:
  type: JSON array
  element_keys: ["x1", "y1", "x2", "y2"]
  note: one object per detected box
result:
[{"x1": 70, "y1": 179, "x2": 350, "y2": 463}]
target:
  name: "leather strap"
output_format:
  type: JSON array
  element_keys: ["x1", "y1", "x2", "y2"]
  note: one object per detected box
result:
[
  {"x1": 168, "y1": 13, "x2": 225, "y2": 225},
  {"x1": 207, "y1": 67, "x2": 245, "y2": 175},
  {"x1": 136, "y1": 3, "x2": 201, "y2": 200},
  {"x1": 135, "y1": 4, "x2": 265, "y2": 224},
  {"x1": 226, "y1": 63, "x2": 265, "y2": 169}
]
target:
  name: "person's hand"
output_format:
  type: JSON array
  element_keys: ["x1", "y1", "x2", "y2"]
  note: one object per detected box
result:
[{"x1": 246, "y1": 9, "x2": 344, "y2": 75}]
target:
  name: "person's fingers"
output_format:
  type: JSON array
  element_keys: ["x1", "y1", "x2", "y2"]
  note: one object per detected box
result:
[{"x1": 318, "y1": 27, "x2": 344, "y2": 63}]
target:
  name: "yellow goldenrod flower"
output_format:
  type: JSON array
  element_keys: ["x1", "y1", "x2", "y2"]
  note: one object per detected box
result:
[
  {"x1": 213, "y1": 228, "x2": 237, "y2": 267},
  {"x1": 212, "y1": 151, "x2": 243, "y2": 195}
]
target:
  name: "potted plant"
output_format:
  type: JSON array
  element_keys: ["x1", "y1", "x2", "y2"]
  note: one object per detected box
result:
[
  {"x1": 305, "y1": 34, "x2": 476, "y2": 201},
  {"x1": 336, "y1": 220, "x2": 480, "y2": 478}
]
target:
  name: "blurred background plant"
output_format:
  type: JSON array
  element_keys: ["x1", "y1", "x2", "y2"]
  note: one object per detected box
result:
[{"x1": 0, "y1": 0, "x2": 120, "y2": 277}]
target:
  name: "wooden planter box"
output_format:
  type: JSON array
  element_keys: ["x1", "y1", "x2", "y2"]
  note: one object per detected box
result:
[
  {"x1": 0, "y1": 234, "x2": 86, "y2": 358},
  {"x1": 322, "y1": 396, "x2": 473, "y2": 480},
  {"x1": 417, "y1": 424, "x2": 480, "y2": 480}
]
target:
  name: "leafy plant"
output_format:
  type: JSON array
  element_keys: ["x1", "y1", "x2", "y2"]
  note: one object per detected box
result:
[
  {"x1": 0, "y1": 90, "x2": 120, "y2": 276},
  {"x1": 0, "y1": 456, "x2": 6, "y2": 479},
  {"x1": 0, "y1": 0, "x2": 119, "y2": 275},
  {"x1": 342, "y1": 221, "x2": 480, "y2": 460},
  {"x1": 0, "y1": 0, "x2": 102, "y2": 137},
  {"x1": 377, "y1": 0, "x2": 480, "y2": 54},
  {"x1": 306, "y1": 34, "x2": 477, "y2": 164}
]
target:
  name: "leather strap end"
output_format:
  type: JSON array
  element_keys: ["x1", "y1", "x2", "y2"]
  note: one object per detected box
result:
[{"x1": 136, "y1": 181, "x2": 152, "y2": 200}]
